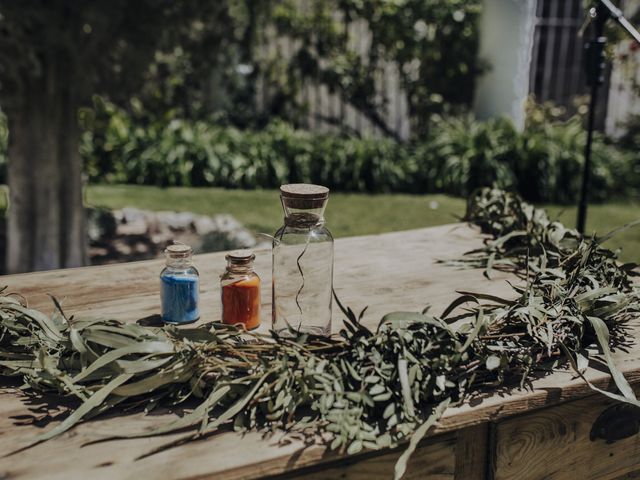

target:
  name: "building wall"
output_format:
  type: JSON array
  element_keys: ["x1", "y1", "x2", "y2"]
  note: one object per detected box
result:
[
  {"x1": 605, "y1": 1, "x2": 640, "y2": 137},
  {"x1": 474, "y1": 0, "x2": 537, "y2": 130}
]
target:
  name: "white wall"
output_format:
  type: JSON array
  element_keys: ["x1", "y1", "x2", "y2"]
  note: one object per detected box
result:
[
  {"x1": 474, "y1": 0, "x2": 537, "y2": 130},
  {"x1": 605, "y1": 0, "x2": 640, "y2": 137},
  {"x1": 606, "y1": 41, "x2": 640, "y2": 137}
]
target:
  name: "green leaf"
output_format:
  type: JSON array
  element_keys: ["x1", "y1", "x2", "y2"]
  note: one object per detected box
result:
[
  {"x1": 71, "y1": 341, "x2": 173, "y2": 383},
  {"x1": 485, "y1": 355, "x2": 500, "y2": 371},
  {"x1": 347, "y1": 440, "x2": 363, "y2": 455},
  {"x1": 586, "y1": 316, "x2": 636, "y2": 402},
  {"x1": 378, "y1": 312, "x2": 439, "y2": 331},
  {"x1": 394, "y1": 399, "x2": 450, "y2": 480},
  {"x1": 35, "y1": 373, "x2": 134, "y2": 443},
  {"x1": 398, "y1": 357, "x2": 415, "y2": 419},
  {"x1": 459, "y1": 304, "x2": 485, "y2": 352}
]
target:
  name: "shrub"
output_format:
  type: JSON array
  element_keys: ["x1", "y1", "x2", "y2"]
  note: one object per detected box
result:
[
  {"x1": 425, "y1": 116, "x2": 519, "y2": 195},
  {"x1": 77, "y1": 100, "x2": 637, "y2": 204}
]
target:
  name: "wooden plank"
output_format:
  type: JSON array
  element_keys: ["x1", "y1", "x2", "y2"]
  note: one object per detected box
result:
[
  {"x1": 1, "y1": 224, "x2": 639, "y2": 479},
  {"x1": 2, "y1": 224, "x2": 515, "y2": 332},
  {"x1": 612, "y1": 471, "x2": 640, "y2": 480},
  {"x1": 454, "y1": 424, "x2": 489, "y2": 480},
  {"x1": 282, "y1": 434, "x2": 456, "y2": 480},
  {"x1": 494, "y1": 393, "x2": 640, "y2": 480}
]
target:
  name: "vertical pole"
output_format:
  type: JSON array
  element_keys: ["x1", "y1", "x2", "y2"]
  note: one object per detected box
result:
[{"x1": 577, "y1": 7, "x2": 608, "y2": 234}]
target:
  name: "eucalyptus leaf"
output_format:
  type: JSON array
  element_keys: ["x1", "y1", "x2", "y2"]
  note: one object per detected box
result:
[{"x1": 485, "y1": 355, "x2": 500, "y2": 371}]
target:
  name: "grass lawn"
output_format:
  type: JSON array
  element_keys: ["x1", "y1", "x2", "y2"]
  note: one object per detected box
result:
[
  {"x1": 87, "y1": 185, "x2": 466, "y2": 238},
  {"x1": 87, "y1": 185, "x2": 640, "y2": 263}
]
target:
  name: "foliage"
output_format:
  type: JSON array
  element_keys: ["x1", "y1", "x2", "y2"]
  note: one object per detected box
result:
[
  {"x1": 425, "y1": 115, "x2": 519, "y2": 195},
  {"x1": 0, "y1": 1, "x2": 235, "y2": 110},
  {"x1": 86, "y1": 0, "x2": 483, "y2": 135},
  {"x1": 1, "y1": 189, "x2": 639, "y2": 478},
  {"x1": 79, "y1": 99, "x2": 418, "y2": 191},
  {"x1": 520, "y1": 99, "x2": 635, "y2": 203},
  {"x1": 616, "y1": 113, "x2": 640, "y2": 190},
  {"x1": 261, "y1": 0, "x2": 483, "y2": 136},
  {"x1": 78, "y1": 100, "x2": 637, "y2": 203},
  {"x1": 456, "y1": 189, "x2": 640, "y2": 396},
  {"x1": 117, "y1": 1, "x2": 280, "y2": 127},
  {"x1": 456, "y1": 187, "x2": 638, "y2": 279}
]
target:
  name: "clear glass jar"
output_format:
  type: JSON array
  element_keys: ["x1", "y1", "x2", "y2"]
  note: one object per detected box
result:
[
  {"x1": 272, "y1": 184, "x2": 333, "y2": 336},
  {"x1": 220, "y1": 249, "x2": 261, "y2": 330},
  {"x1": 160, "y1": 243, "x2": 200, "y2": 324}
]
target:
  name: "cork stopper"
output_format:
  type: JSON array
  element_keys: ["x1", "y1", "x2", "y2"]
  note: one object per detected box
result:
[
  {"x1": 226, "y1": 249, "x2": 255, "y2": 265},
  {"x1": 280, "y1": 184, "x2": 329, "y2": 209},
  {"x1": 165, "y1": 243, "x2": 192, "y2": 258}
]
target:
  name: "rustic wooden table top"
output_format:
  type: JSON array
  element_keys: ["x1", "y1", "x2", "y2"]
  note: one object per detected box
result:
[{"x1": 1, "y1": 223, "x2": 639, "y2": 480}]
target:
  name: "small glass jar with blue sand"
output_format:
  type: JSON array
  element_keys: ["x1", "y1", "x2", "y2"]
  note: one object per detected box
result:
[{"x1": 160, "y1": 243, "x2": 200, "y2": 324}]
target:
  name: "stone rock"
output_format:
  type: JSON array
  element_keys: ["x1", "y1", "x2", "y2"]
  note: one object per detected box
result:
[
  {"x1": 89, "y1": 207, "x2": 258, "y2": 266},
  {"x1": 86, "y1": 207, "x2": 117, "y2": 242},
  {"x1": 117, "y1": 208, "x2": 150, "y2": 236},
  {"x1": 199, "y1": 214, "x2": 257, "y2": 252},
  {"x1": 192, "y1": 216, "x2": 218, "y2": 236},
  {"x1": 155, "y1": 211, "x2": 197, "y2": 231}
]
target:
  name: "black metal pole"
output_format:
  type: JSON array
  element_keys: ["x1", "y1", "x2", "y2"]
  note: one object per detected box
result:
[
  {"x1": 577, "y1": 0, "x2": 640, "y2": 234},
  {"x1": 577, "y1": 7, "x2": 608, "y2": 234}
]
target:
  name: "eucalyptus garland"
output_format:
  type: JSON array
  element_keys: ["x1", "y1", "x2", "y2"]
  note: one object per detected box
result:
[{"x1": 1, "y1": 188, "x2": 639, "y2": 479}]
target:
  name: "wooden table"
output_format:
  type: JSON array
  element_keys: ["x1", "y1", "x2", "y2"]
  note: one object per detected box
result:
[{"x1": 2, "y1": 224, "x2": 640, "y2": 480}]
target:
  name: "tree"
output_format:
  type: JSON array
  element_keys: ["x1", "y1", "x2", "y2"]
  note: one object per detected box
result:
[
  {"x1": 259, "y1": 0, "x2": 483, "y2": 138},
  {"x1": 99, "y1": 1, "x2": 483, "y2": 137},
  {"x1": 0, "y1": 0, "x2": 231, "y2": 272}
]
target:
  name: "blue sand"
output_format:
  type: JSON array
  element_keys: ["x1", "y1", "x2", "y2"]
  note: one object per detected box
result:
[{"x1": 160, "y1": 274, "x2": 200, "y2": 324}]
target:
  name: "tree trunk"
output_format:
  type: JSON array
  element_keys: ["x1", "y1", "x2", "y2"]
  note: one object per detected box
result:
[{"x1": 6, "y1": 56, "x2": 87, "y2": 273}]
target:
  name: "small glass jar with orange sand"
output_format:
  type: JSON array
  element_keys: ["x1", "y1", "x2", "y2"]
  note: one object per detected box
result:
[{"x1": 220, "y1": 249, "x2": 261, "y2": 330}]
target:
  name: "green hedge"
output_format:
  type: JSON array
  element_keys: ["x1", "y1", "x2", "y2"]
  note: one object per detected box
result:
[
  {"x1": 79, "y1": 100, "x2": 637, "y2": 204},
  {"x1": 1, "y1": 101, "x2": 634, "y2": 204}
]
